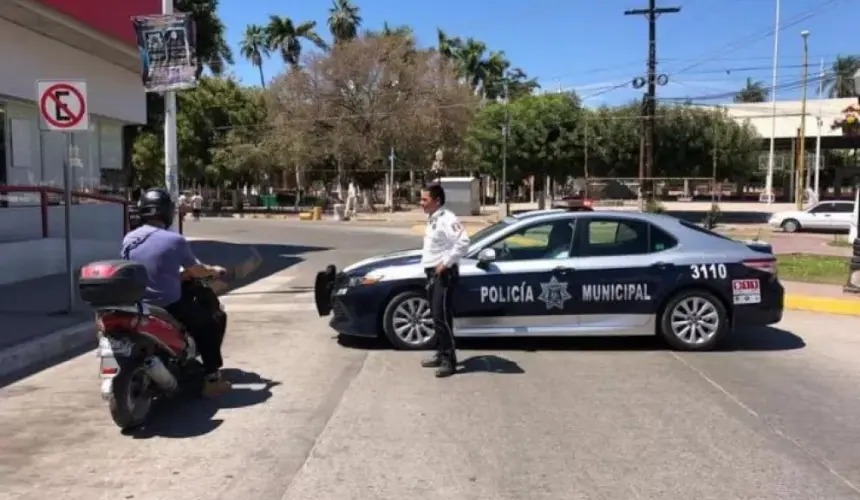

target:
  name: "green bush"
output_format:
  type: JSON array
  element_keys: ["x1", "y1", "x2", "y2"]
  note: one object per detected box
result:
[
  {"x1": 644, "y1": 198, "x2": 666, "y2": 214},
  {"x1": 702, "y1": 203, "x2": 721, "y2": 230}
]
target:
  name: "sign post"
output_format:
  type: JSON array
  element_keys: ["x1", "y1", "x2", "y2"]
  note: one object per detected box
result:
[
  {"x1": 131, "y1": 7, "x2": 198, "y2": 232},
  {"x1": 37, "y1": 79, "x2": 89, "y2": 311}
]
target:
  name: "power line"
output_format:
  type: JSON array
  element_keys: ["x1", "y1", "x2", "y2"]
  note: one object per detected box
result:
[{"x1": 665, "y1": 0, "x2": 846, "y2": 77}]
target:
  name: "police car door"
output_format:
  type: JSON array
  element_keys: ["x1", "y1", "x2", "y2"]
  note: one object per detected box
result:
[
  {"x1": 453, "y1": 218, "x2": 580, "y2": 336},
  {"x1": 569, "y1": 216, "x2": 680, "y2": 334}
]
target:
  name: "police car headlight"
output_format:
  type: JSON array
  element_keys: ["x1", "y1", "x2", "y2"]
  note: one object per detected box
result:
[{"x1": 348, "y1": 273, "x2": 383, "y2": 286}]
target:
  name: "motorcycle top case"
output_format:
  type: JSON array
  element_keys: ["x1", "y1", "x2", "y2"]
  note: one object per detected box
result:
[{"x1": 78, "y1": 260, "x2": 148, "y2": 307}]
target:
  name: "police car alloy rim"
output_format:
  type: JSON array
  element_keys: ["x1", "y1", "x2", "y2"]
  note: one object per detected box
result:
[
  {"x1": 670, "y1": 297, "x2": 720, "y2": 345},
  {"x1": 391, "y1": 297, "x2": 434, "y2": 345}
]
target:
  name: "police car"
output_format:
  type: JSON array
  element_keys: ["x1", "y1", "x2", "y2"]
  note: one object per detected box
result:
[{"x1": 314, "y1": 209, "x2": 784, "y2": 351}]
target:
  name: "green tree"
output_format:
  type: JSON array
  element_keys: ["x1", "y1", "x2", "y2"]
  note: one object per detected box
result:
[
  {"x1": 327, "y1": 0, "x2": 362, "y2": 44},
  {"x1": 265, "y1": 15, "x2": 327, "y2": 68},
  {"x1": 466, "y1": 93, "x2": 583, "y2": 184},
  {"x1": 733, "y1": 77, "x2": 768, "y2": 103},
  {"x1": 240, "y1": 24, "x2": 270, "y2": 87},
  {"x1": 132, "y1": 76, "x2": 267, "y2": 188}
]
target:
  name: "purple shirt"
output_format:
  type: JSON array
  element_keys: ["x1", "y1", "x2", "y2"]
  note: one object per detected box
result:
[{"x1": 121, "y1": 225, "x2": 198, "y2": 306}]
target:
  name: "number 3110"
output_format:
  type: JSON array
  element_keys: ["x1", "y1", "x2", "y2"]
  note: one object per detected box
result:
[{"x1": 690, "y1": 263, "x2": 727, "y2": 280}]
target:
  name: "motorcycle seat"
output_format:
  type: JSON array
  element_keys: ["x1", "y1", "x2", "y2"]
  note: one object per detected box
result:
[{"x1": 147, "y1": 305, "x2": 186, "y2": 332}]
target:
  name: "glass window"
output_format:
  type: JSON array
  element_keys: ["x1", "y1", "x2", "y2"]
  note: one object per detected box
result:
[
  {"x1": 469, "y1": 219, "x2": 511, "y2": 243},
  {"x1": 579, "y1": 218, "x2": 677, "y2": 257},
  {"x1": 489, "y1": 220, "x2": 576, "y2": 261},
  {"x1": 0, "y1": 103, "x2": 6, "y2": 186},
  {"x1": 831, "y1": 202, "x2": 856, "y2": 214},
  {"x1": 808, "y1": 202, "x2": 834, "y2": 214},
  {"x1": 99, "y1": 121, "x2": 123, "y2": 170}
]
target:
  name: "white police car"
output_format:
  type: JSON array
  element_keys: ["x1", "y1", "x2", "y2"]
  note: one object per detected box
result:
[{"x1": 314, "y1": 209, "x2": 784, "y2": 351}]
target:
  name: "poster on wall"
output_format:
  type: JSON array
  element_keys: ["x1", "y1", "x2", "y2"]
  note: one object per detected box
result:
[{"x1": 131, "y1": 13, "x2": 198, "y2": 93}]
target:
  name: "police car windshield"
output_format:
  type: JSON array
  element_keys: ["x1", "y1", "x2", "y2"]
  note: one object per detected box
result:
[{"x1": 469, "y1": 219, "x2": 512, "y2": 243}]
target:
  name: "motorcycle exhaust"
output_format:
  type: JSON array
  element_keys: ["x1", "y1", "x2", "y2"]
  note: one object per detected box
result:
[{"x1": 143, "y1": 356, "x2": 177, "y2": 392}]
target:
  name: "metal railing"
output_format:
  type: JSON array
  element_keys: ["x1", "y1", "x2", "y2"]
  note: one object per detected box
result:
[{"x1": 0, "y1": 185, "x2": 130, "y2": 238}]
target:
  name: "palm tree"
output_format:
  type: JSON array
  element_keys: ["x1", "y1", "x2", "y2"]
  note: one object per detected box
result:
[
  {"x1": 240, "y1": 24, "x2": 269, "y2": 87},
  {"x1": 733, "y1": 78, "x2": 768, "y2": 103},
  {"x1": 328, "y1": 0, "x2": 362, "y2": 45},
  {"x1": 265, "y1": 15, "x2": 327, "y2": 69},
  {"x1": 436, "y1": 29, "x2": 461, "y2": 60},
  {"x1": 454, "y1": 38, "x2": 490, "y2": 93},
  {"x1": 826, "y1": 55, "x2": 860, "y2": 98}
]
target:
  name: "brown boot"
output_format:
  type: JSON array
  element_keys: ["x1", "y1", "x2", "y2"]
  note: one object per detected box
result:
[{"x1": 202, "y1": 375, "x2": 232, "y2": 398}]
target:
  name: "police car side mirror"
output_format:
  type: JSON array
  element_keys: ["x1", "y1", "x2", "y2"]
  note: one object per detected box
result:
[{"x1": 477, "y1": 248, "x2": 496, "y2": 264}]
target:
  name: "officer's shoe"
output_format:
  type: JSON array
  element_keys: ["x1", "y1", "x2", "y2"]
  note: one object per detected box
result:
[
  {"x1": 435, "y1": 355, "x2": 456, "y2": 378},
  {"x1": 421, "y1": 353, "x2": 442, "y2": 368}
]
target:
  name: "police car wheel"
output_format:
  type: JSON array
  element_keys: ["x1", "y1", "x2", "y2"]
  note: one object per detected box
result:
[
  {"x1": 659, "y1": 289, "x2": 728, "y2": 351},
  {"x1": 382, "y1": 290, "x2": 436, "y2": 350}
]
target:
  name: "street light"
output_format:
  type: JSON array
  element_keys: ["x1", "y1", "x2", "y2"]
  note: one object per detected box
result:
[{"x1": 844, "y1": 69, "x2": 860, "y2": 293}]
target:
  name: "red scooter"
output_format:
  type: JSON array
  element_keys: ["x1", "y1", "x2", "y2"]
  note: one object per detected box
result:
[{"x1": 79, "y1": 260, "x2": 225, "y2": 430}]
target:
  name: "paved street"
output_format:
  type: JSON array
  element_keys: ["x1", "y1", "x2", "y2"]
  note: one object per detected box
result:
[{"x1": 2, "y1": 219, "x2": 860, "y2": 500}]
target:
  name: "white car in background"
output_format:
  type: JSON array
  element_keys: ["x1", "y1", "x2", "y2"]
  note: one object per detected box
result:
[{"x1": 768, "y1": 200, "x2": 856, "y2": 233}]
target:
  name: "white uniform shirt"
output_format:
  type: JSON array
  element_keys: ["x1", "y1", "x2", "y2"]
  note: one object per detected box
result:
[{"x1": 420, "y1": 207, "x2": 471, "y2": 268}]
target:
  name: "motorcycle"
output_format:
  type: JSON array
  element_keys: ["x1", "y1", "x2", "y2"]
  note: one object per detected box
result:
[{"x1": 79, "y1": 260, "x2": 226, "y2": 430}]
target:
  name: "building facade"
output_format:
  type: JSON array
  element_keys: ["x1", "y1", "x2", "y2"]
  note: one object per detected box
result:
[{"x1": 0, "y1": 0, "x2": 158, "y2": 191}]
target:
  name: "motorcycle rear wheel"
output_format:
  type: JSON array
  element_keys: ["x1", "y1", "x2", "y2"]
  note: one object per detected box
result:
[{"x1": 109, "y1": 360, "x2": 154, "y2": 430}]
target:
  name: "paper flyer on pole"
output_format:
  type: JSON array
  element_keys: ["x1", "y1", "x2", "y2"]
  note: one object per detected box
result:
[{"x1": 131, "y1": 13, "x2": 199, "y2": 93}]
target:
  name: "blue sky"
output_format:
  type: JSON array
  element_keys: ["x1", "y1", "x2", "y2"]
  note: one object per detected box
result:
[{"x1": 220, "y1": 0, "x2": 853, "y2": 106}]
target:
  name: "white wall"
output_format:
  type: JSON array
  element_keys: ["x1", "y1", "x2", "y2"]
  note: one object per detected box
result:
[
  {"x1": 0, "y1": 203, "x2": 123, "y2": 283},
  {"x1": 0, "y1": 238, "x2": 117, "y2": 285},
  {"x1": 0, "y1": 18, "x2": 145, "y2": 124},
  {"x1": 0, "y1": 203, "x2": 124, "y2": 242}
]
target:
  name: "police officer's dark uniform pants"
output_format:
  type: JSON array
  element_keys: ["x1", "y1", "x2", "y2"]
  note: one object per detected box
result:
[
  {"x1": 165, "y1": 294, "x2": 225, "y2": 375},
  {"x1": 423, "y1": 266, "x2": 458, "y2": 376}
]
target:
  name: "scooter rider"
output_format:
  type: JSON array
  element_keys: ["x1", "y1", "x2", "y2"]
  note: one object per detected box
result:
[{"x1": 121, "y1": 187, "x2": 231, "y2": 398}]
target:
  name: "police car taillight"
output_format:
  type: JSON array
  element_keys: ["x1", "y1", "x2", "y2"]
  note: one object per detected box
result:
[{"x1": 743, "y1": 258, "x2": 777, "y2": 275}]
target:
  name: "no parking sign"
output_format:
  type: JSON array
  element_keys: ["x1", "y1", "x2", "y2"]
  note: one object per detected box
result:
[{"x1": 37, "y1": 80, "x2": 89, "y2": 132}]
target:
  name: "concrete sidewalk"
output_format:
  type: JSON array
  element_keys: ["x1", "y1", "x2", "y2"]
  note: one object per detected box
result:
[{"x1": 0, "y1": 239, "x2": 263, "y2": 380}]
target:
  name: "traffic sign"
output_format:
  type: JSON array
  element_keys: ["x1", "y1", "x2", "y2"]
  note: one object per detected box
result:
[{"x1": 37, "y1": 80, "x2": 89, "y2": 132}]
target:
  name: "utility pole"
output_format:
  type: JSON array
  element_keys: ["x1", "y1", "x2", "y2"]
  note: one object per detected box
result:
[
  {"x1": 388, "y1": 146, "x2": 395, "y2": 213},
  {"x1": 162, "y1": 0, "x2": 179, "y2": 231},
  {"x1": 625, "y1": 0, "x2": 680, "y2": 202},
  {"x1": 796, "y1": 30, "x2": 810, "y2": 210},
  {"x1": 501, "y1": 82, "x2": 509, "y2": 211},
  {"x1": 814, "y1": 58, "x2": 824, "y2": 199}
]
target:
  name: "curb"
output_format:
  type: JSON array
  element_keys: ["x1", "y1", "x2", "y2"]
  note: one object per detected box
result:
[
  {"x1": 784, "y1": 295, "x2": 860, "y2": 316},
  {"x1": 0, "y1": 321, "x2": 94, "y2": 380},
  {"x1": 0, "y1": 246, "x2": 264, "y2": 382}
]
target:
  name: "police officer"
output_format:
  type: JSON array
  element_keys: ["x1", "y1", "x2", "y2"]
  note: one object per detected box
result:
[{"x1": 419, "y1": 183, "x2": 470, "y2": 377}]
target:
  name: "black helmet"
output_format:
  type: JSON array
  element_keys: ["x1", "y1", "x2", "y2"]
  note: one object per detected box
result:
[{"x1": 138, "y1": 188, "x2": 176, "y2": 227}]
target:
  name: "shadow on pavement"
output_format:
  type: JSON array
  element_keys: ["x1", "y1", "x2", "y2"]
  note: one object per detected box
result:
[
  {"x1": 458, "y1": 354, "x2": 525, "y2": 375},
  {"x1": 126, "y1": 369, "x2": 280, "y2": 439},
  {"x1": 336, "y1": 327, "x2": 804, "y2": 353},
  {"x1": 713, "y1": 326, "x2": 806, "y2": 352},
  {"x1": 213, "y1": 242, "x2": 329, "y2": 294}
]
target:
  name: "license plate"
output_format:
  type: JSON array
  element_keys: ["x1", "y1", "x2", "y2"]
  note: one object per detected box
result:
[
  {"x1": 732, "y1": 279, "x2": 761, "y2": 305},
  {"x1": 102, "y1": 337, "x2": 134, "y2": 357}
]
